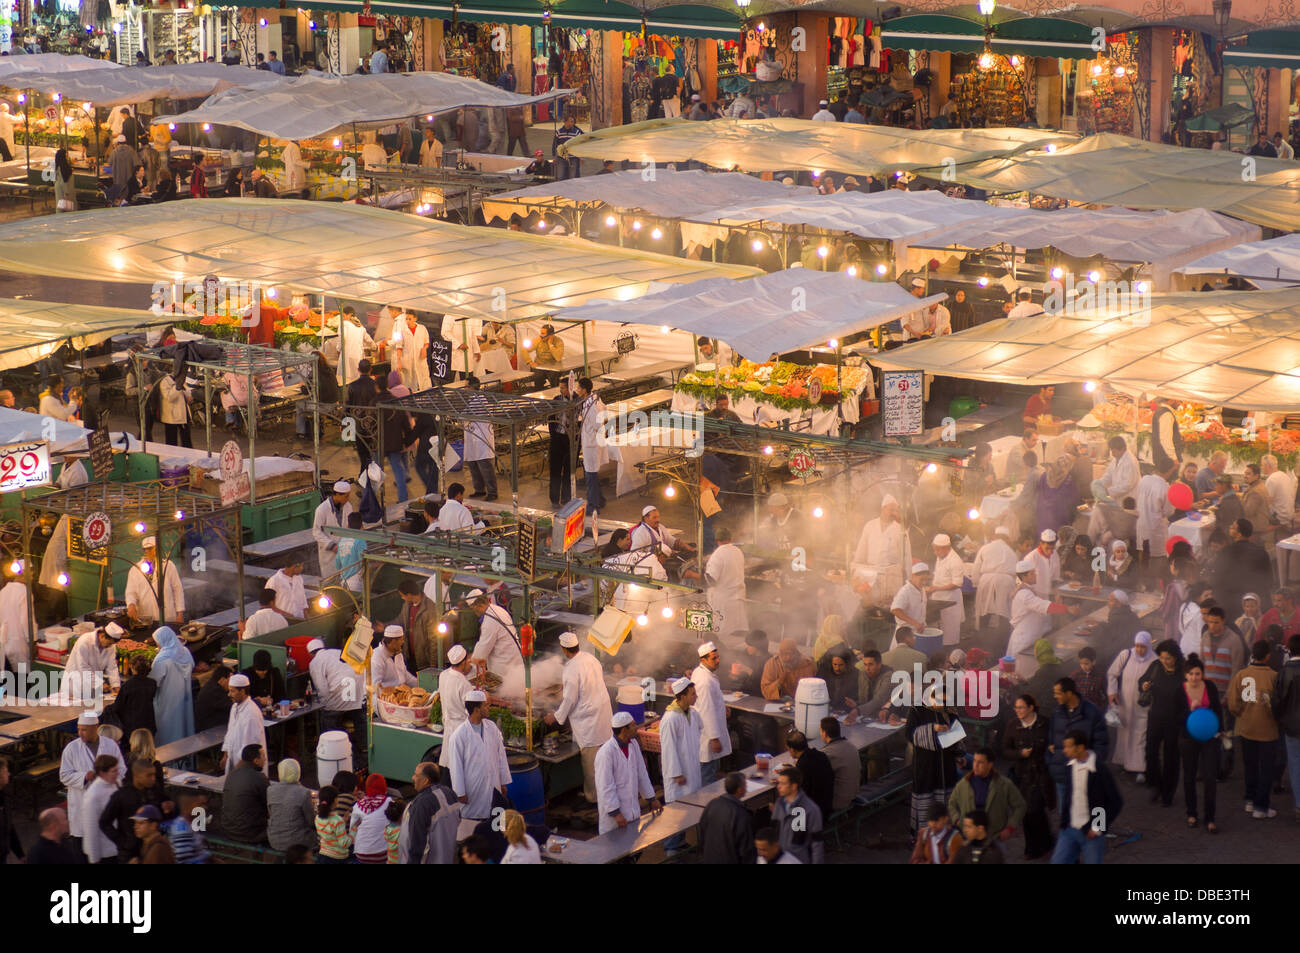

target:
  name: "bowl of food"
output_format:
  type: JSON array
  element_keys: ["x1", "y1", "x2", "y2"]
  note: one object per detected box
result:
[{"x1": 374, "y1": 686, "x2": 435, "y2": 726}]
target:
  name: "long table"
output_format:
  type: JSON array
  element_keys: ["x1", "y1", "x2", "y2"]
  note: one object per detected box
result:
[
  {"x1": 544, "y1": 801, "x2": 705, "y2": 864},
  {"x1": 0, "y1": 703, "x2": 87, "y2": 742}
]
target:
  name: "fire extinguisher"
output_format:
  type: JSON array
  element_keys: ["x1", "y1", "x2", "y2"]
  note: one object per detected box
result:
[{"x1": 519, "y1": 623, "x2": 534, "y2": 658}]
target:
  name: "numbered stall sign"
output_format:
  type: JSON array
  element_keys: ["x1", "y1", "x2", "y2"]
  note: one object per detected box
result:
[
  {"x1": 429, "y1": 338, "x2": 453, "y2": 384},
  {"x1": 881, "y1": 370, "x2": 924, "y2": 438},
  {"x1": 82, "y1": 511, "x2": 112, "y2": 552},
  {"x1": 0, "y1": 440, "x2": 51, "y2": 492}
]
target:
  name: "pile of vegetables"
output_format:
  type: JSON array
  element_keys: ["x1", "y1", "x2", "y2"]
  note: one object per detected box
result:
[
  {"x1": 116, "y1": 639, "x2": 157, "y2": 675},
  {"x1": 178, "y1": 301, "x2": 336, "y2": 349},
  {"x1": 677, "y1": 359, "x2": 869, "y2": 413}
]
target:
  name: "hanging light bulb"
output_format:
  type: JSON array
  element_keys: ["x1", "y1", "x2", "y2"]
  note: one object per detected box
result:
[
  {"x1": 1084, "y1": 381, "x2": 1097, "y2": 393},
  {"x1": 751, "y1": 238, "x2": 764, "y2": 252},
  {"x1": 1091, "y1": 63, "x2": 1103, "y2": 77},
  {"x1": 817, "y1": 245, "x2": 829, "y2": 259},
  {"x1": 57, "y1": 572, "x2": 70, "y2": 587},
  {"x1": 827, "y1": 338, "x2": 838, "y2": 349},
  {"x1": 1113, "y1": 65, "x2": 1126, "y2": 77},
  {"x1": 650, "y1": 227, "x2": 663, "y2": 240},
  {"x1": 1050, "y1": 266, "x2": 1064, "y2": 279},
  {"x1": 133, "y1": 521, "x2": 147, "y2": 534},
  {"x1": 1087, "y1": 270, "x2": 1101, "y2": 283},
  {"x1": 847, "y1": 266, "x2": 858, "y2": 277},
  {"x1": 762, "y1": 445, "x2": 774, "y2": 456},
  {"x1": 317, "y1": 594, "x2": 332, "y2": 609},
  {"x1": 332, "y1": 137, "x2": 342, "y2": 148},
  {"x1": 636, "y1": 613, "x2": 650, "y2": 627},
  {"x1": 978, "y1": 51, "x2": 996, "y2": 71},
  {"x1": 661, "y1": 606, "x2": 674, "y2": 619},
  {"x1": 8, "y1": 561, "x2": 21, "y2": 575},
  {"x1": 632, "y1": 219, "x2": 642, "y2": 231},
  {"x1": 977, "y1": 276, "x2": 990, "y2": 287},
  {"x1": 875, "y1": 263, "x2": 888, "y2": 275},
  {"x1": 521, "y1": 337, "x2": 532, "y2": 349},
  {"x1": 659, "y1": 325, "x2": 670, "y2": 334},
  {"x1": 174, "y1": 510, "x2": 185, "y2": 521},
  {"x1": 925, "y1": 463, "x2": 938, "y2": 474},
  {"x1": 1135, "y1": 280, "x2": 1150, "y2": 294},
  {"x1": 664, "y1": 484, "x2": 677, "y2": 499},
  {"x1": 812, "y1": 505, "x2": 825, "y2": 518},
  {"x1": 1009, "y1": 55, "x2": 1021, "y2": 67},
  {"x1": 604, "y1": 215, "x2": 616, "y2": 227}
]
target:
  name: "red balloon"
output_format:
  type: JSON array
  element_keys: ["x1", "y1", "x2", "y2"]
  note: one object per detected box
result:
[
  {"x1": 1167, "y1": 482, "x2": 1193, "y2": 511},
  {"x1": 1165, "y1": 535, "x2": 1189, "y2": 556}
]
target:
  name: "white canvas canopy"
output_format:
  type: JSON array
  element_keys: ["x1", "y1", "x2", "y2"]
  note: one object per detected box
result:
[
  {"x1": 0, "y1": 297, "x2": 174, "y2": 371},
  {"x1": 8, "y1": 63, "x2": 284, "y2": 107},
  {"x1": 156, "y1": 71, "x2": 575, "y2": 139},
  {"x1": 952, "y1": 133, "x2": 1300, "y2": 232},
  {"x1": 560, "y1": 117, "x2": 1075, "y2": 177},
  {"x1": 482, "y1": 169, "x2": 813, "y2": 222},
  {"x1": 0, "y1": 406, "x2": 91, "y2": 455},
  {"x1": 0, "y1": 199, "x2": 756, "y2": 322},
  {"x1": 871, "y1": 288, "x2": 1300, "y2": 411},
  {"x1": 0, "y1": 53, "x2": 121, "y2": 84},
  {"x1": 1174, "y1": 233, "x2": 1300, "y2": 289},
  {"x1": 553, "y1": 269, "x2": 943, "y2": 360},
  {"x1": 911, "y1": 206, "x2": 1261, "y2": 290}
]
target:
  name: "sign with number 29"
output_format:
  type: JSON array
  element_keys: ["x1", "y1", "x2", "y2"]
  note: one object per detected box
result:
[{"x1": 0, "y1": 440, "x2": 51, "y2": 493}]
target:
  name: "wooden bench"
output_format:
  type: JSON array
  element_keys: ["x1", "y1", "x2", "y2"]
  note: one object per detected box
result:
[
  {"x1": 834, "y1": 765, "x2": 913, "y2": 847},
  {"x1": 12, "y1": 758, "x2": 62, "y2": 820},
  {"x1": 206, "y1": 835, "x2": 286, "y2": 865}
]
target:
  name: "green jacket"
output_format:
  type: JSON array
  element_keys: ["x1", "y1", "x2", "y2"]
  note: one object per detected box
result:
[{"x1": 948, "y1": 771, "x2": 1026, "y2": 835}]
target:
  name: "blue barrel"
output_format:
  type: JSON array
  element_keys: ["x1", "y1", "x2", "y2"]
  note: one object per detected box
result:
[{"x1": 506, "y1": 752, "x2": 546, "y2": 826}]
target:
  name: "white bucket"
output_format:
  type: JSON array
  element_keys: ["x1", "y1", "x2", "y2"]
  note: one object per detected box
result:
[
  {"x1": 794, "y1": 677, "x2": 830, "y2": 740},
  {"x1": 316, "y1": 730, "x2": 352, "y2": 789}
]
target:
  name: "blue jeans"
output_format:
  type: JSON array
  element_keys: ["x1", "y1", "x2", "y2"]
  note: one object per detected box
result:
[
  {"x1": 584, "y1": 468, "x2": 605, "y2": 513},
  {"x1": 700, "y1": 758, "x2": 720, "y2": 786},
  {"x1": 386, "y1": 451, "x2": 409, "y2": 502},
  {"x1": 1051, "y1": 825, "x2": 1106, "y2": 864},
  {"x1": 1286, "y1": 735, "x2": 1300, "y2": 811},
  {"x1": 413, "y1": 447, "x2": 438, "y2": 497},
  {"x1": 1241, "y1": 738, "x2": 1278, "y2": 812}
]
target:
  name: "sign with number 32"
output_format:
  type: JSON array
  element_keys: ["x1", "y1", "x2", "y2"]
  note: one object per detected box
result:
[{"x1": 0, "y1": 440, "x2": 51, "y2": 493}]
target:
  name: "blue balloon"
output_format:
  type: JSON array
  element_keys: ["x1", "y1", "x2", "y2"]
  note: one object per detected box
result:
[{"x1": 1186, "y1": 707, "x2": 1219, "y2": 742}]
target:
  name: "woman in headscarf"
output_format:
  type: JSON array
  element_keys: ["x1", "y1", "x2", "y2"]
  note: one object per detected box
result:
[
  {"x1": 1061, "y1": 533, "x2": 1093, "y2": 583},
  {"x1": 349, "y1": 773, "x2": 393, "y2": 863},
  {"x1": 149, "y1": 625, "x2": 194, "y2": 746},
  {"x1": 1102, "y1": 538, "x2": 1138, "y2": 590},
  {"x1": 812, "y1": 614, "x2": 847, "y2": 664},
  {"x1": 1035, "y1": 456, "x2": 1078, "y2": 540},
  {"x1": 1107, "y1": 629, "x2": 1153, "y2": 782},
  {"x1": 1236, "y1": 592, "x2": 1262, "y2": 645},
  {"x1": 1002, "y1": 693, "x2": 1054, "y2": 860},
  {"x1": 386, "y1": 368, "x2": 411, "y2": 399},
  {"x1": 905, "y1": 690, "x2": 966, "y2": 835},
  {"x1": 1026, "y1": 639, "x2": 1067, "y2": 717}
]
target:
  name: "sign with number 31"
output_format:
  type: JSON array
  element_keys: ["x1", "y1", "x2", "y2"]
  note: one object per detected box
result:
[{"x1": 0, "y1": 440, "x2": 51, "y2": 493}]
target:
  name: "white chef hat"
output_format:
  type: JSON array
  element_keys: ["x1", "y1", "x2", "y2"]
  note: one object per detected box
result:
[
  {"x1": 1015, "y1": 558, "x2": 1035, "y2": 573},
  {"x1": 910, "y1": 278, "x2": 926, "y2": 289},
  {"x1": 115, "y1": 134, "x2": 126, "y2": 143},
  {"x1": 697, "y1": 641, "x2": 717, "y2": 657},
  {"x1": 994, "y1": 526, "x2": 1011, "y2": 537},
  {"x1": 465, "y1": 690, "x2": 486, "y2": 703},
  {"x1": 641, "y1": 505, "x2": 658, "y2": 517},
  {"x1": 767, "y1": 491, "x2": 789, "y2": 508},
  {"x1": 1242, "y1": 592, "x2": 1261, "y2": 605},
  {"x1": 559, "y1": 631, "x2": 579, "y2": 648},
  {"x1": 932, "y1": 534, "x2": 951, "y2": 547},
  {"x1": 332, "y1": 480, "x2": 351, "y2": 493},
  {"x1": 229, "y1": 673, "x2": 250, "y2": 688},
  {"x1": 103, "y1": 622, "x2": 125, "y2": 640},
  {"x1": 1111, "y1": 589, "x2": 1130, "y2": 605},
  {"x1": 611, "y1": 711, "x2": 635, "y2": 729},
  {"x1": 464, "y1": 589, "x2": 485, "y2": 601},
  {"x1": 142, "y1": 536, "x2": 156, "y2": 548},
  {"x1": 911, "y1": 562, "x2": 931, "y2": 574},
  {"x1": 307, "y1": 638, "x2": 325, "y2": 653},
  {"x1": 671, "y1": 676, "x2": 692, "y2": 695},
  {"x1": 881, "y1": 493, "x2": 899, "y2": 509},
  {"x1": 77, "y1": 711, "x2": 100, "y2": 725},
  {"x1": 1040, "y1": 529, "x2": 1058, "y2": 543},
  {"x1": 382, "y1": 624, "x2": 404, "y2": 641},
  {"x1": 447, "y1": 644, "x2": 467, "y2": 664}
]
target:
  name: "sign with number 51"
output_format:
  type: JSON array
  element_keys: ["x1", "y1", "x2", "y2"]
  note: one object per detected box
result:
[{"x1": 0, "y1": 440, "x2": 51, "y2": 493}]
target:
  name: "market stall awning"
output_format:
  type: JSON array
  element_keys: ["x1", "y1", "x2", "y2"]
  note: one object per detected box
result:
[
  {"x1": 1224, "y1": 29, "x2": 1300, "y2": 69},
  {"x1": 1174, "y1": 233, "x2": 1300, "y2": 289},
  {"x1": 1184, "y1": 103, "x2": 1257, "y2": 132},
  {"x1": 221, "y1": 0, "x2": 743, "y2": 39},
  {"x1": 0, "y1": 53, "x2": 121, "y2": 85},
  {"x1": 0, "y1": 200, "x2": 758, "y2": 322},
  {"x1": 560, "y1": 118, "x2": 1077, "y2": 177},
  {"x1": 871, "y1": 288, "x2": 1300, "y2": 411},
  {"x1": 951, "y1": 133, "x2": 1300, "y2": 233},
  {"x1": 912, "y1": 206, "x2": 1260, "y2": 288},
  {"x1": 0, "y1": 406, "x2": 91, "y2": 455},
  {"x1": 0, "y1": 297, "x2": 175, "y2": 372},
  {"x1": 9, "y1": 63, "x2": 285, "y2": 107},
  {"x1": 156, "y1": 71, "x2": 575, "y2": 139},
  {"x1": 483, "y1": 169, "x2": 814, "y2": 221},
  {"x1": 552, "y1": 269, "x2": 943, "y2": 360},
  {"x1": 881, "y1": 14, "x2": 1097, "y2": 58}
]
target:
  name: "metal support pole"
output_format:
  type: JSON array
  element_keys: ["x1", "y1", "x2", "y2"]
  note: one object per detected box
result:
[
  {"x1": 581, "y1": 322, "x2": 589, "y2": 379},
  {"x1": 248, "y1": 360, "x2": 257, "y2": 504},
  {"x1": 203, "y1": 368, "x2": 212, "y2": 453},
  {"x1": 523, "y1": 583, "x2": 533, "y2": 753}
]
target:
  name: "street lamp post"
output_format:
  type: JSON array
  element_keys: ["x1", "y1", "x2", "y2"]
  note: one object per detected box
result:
[{"x1": 1212, "y1": 0, "x2": 1232, "y2": 110}]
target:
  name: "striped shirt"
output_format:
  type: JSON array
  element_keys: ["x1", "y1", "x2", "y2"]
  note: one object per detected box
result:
[
  {"x1": 162, "y1": 817, "x2": 211, "y2": 864},
  {"x1": 385, "y1": 823, "x2": 400, "y2": 864},
  {"x1": 316, "y1": 813, "x2": 352, "y2": 859}
]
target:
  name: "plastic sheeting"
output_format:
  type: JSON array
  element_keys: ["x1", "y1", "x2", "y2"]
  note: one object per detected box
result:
[
  {"x1": 952, "y1": 133, "x2": 1300, "y2": 232},
  {"x1": 1173, "y1": 233, "x2": 1300, "y2": 290},
  {"x1": 9, "y1": 63, "x2": 284, "y2": 107},
  {"x1": 0, "y1": 53, "x2": 121, "y2": 85},
  {"x1": 560, "y1": 117, "x2": 1076, "y2": 176},
  {"x1": 0, "y1": 297, "x2": 174, "y2": 372},
  {"x1": 0, "y1": 199, "x2": 758, "y2": 322},
  {"x1": 0, "y1": 407, "x2": 91, "y2": 455},
  {"x1": 912, "y1": 206, "x2": 1261, "y2": 290},
  {"x1": 553, "y1": 269, "x2": 945, "y2": 360},
  {"x1": 871, "y1": 288, "x2": 1300, "y2": 411},
  {"x1": 156, "y1": 71, "x2": 575, "y2": 139}
]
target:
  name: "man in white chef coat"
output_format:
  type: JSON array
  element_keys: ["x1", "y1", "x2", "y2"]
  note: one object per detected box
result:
[
  {"x1": 594, "y1": 711, "x2": 660, "y2": 835},
  {"x1": 1007, "y1": 559, "x2": 1076, "y2": 659},
  {"x1": 59, "y1": 712, "x2": 123, "y2": 848},
  {"x1": 447, "y1": 689, "x2": 511, "y2": 838},
  {"x1": 240, "y1": 586, "x2": 289, "y2": 640},
  {"x1": 432, "y1": 482, "x2": 475, "y2": 533},
  {"x1": 631, "y1": 505, "x2": 698, "y2": 579},
  {"x1": 64, "y1": 622, "x2": 124, "y2": 698},
  {"x1": 691, "y1": 641, "x2": 731, "y2": 784},
  {"x1": 544, "y1": 631, "x2": 613, "y2": 803},
  {"x1": 462, "y1": 377, "x2": 498, "y2": 501},
  {"x1": 972, "y1": 526, "x2": 1018, "y2": 635},
  {"x1": 929, "y1": 534, "x2": 965, "y2": 646},
  {"x1": 577, "y1": 377, "x2": 607, "y2": 517},
  {"x1": 467, "y1": 589, "x2": 523, "y2": 685},
  {"x1": 335, "y1": 308, "x2": 374, "y2": 387},
  {"x1": 1028, "y1": 529, "x2": 1061, "y2": 601},
  {"x1": 1136, "y1": 463, "x2": 1175, "y2": 567},
  {"x1": 312, "y1": 480, "x2": 354, "y2": 580},
  {"x1": 125, "y1": 536, "x2": 184, "y2": 626},
  {"x1": 437, "y1": 645, "x2": 474, "y2": 772},
  {"x1": 705, "y1": 525, "x2": 748, "y2": 647},
  {"x1": 0, "y1": 559, "x2": 28, "y2": 674},
  {"x1": 308, "y1": 639, "x2": 367, "y2": 768},
  {"x1": 440, "y1": 316, "x2": 482, "y2": 377},
  {"x1": 281, "y1": 138, "x2": 310, "y2": 195},
  {"x1": 394, "y1": 312, "x2": 433, "y2": 392},
  {"x1": 855, "y1": 493, "x2": 910, "y2": 606},
  {"x1": 890, "y1": 563, "x2": 930, "y2": 644},
  {"x1": 659, "y1": 676, "x2": 702, "y2": 808},
  {"x1": 219, "y1": 673, "x2": 267, "y2": 776},
  {"x1": 1089, "y1": 434, "x2": 1140, "y2": 543},
  {"x1": 372, "y1": 625, "x2": 418, "y2": 688},
  {"x1": 266, "y1": 560, "x2": 308, "y2": 620}
]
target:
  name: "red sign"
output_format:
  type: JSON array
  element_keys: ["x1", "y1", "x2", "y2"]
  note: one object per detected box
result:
[
  {"x1": 789, "y1": 451, "x2": 816, "y2": 476},
  {"x1": 562, "y1": 501, "x2": 586, "y2": 553},
  {"x1": 0, "y1": 441, "x2": 50, "y2": 492},
  {"x1": 82, "y1": 511, "x2": 111, "y2": 550}
]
